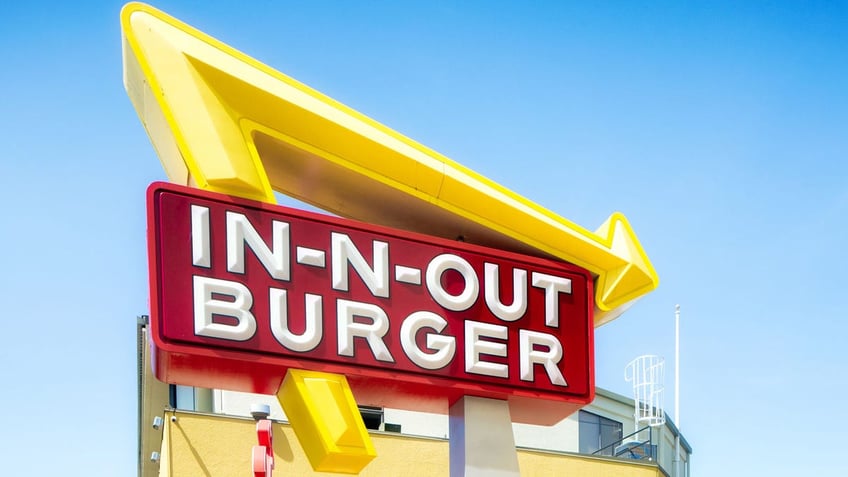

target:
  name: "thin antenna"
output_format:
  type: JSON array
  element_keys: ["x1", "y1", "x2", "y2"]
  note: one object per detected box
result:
[
  {"x1": 675, "y1": 304, "x2": 680, "y2": 427},
  {"x1": 674, "y1": 304, "x2": 682, "y2": 476}
]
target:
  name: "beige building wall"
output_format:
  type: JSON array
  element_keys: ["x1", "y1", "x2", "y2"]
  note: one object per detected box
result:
[
  {"x1": 139, "y1": 322, "x2": 690, "y2": 477},
  {"x1": 210, "y1": 383, "x2": 692, "y2": 471},
  {"x1": 158, "y1": 411, "x2": 666, "y2": 477}
]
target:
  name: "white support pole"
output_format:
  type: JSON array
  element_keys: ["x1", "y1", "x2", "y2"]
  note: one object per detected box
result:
[
  {"x1": 449, "y1": 396, "x2": 520, "y2": 477},
  {"x1": 674, "y1": 304, "x2": 681, "y2": 477}
]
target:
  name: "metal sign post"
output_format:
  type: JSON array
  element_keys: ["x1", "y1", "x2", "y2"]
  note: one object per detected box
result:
[{"x1": 450, "y1": 397, "x2": 520, "y2": 477}]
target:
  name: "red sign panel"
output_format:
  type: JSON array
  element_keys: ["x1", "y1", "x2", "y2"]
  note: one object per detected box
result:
[{"x1": 147, "y1": 183, "x2": 594, "y2": 424}]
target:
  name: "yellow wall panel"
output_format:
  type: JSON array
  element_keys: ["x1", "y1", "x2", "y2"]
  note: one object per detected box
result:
[{"x1": 162, "y1": 411, "x2": 662, "y2": 476}]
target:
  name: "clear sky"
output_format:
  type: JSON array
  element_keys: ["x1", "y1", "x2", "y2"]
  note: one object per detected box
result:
[{"x1": 1, "y1": 1, "x2": 846, "y2": 475}]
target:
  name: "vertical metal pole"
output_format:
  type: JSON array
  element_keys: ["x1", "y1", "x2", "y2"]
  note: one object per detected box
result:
[{"x1": 674, "y1": 304, "x2": 681, "y2": 477}]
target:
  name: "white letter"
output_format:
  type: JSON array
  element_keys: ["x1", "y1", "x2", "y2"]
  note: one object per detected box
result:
[
  {"x1": 484, "y1": 263, "x2": 527, "y2": 322},
  {"x1": 400, "y1": 311, "x2": 456, "y2": 370},
  {"x1": 191, "y1": 205, "x2": 210, "y2": 268},
  {"x1": 531, "y1": 272, "x2": 572, "y2": 328},
  {"x1": 464, "y1": 320, "x2": 508, "y2": 378},
  {"x1": 426, "y1": 254, "x2": 478, "y2": 311},
  {"x1": 227, "y1": 212, "x2": 290, "y2": 281},
  {"x1": 270, "y1": 289, "x2": 323, "y2": 352},
  {"x1": 519, "y1": 329, "x2": 567, "y2": 386},
  {"x1": 337, "y1": 299, "x2": 394, "y2": 362},
  {"x1": 331, "y1": 233, "x2": 389, "y2": 298},
  {"x1": 193, "y1": 276, "x2": 256, "y2": 341}
]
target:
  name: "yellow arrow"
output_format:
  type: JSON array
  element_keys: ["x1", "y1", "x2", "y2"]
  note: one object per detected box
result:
[{"x1": 121, "y1": 2, "x2": 658, "y2": 323}]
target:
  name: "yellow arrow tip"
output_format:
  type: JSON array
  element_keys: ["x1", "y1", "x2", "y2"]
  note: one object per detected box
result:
[
  {"x1": 121, "y1": 2, "x2": 155, "y2": 25},
  {"x1": 594, "y1": 212, "x2": 659, "y2": 311},
  {"x1": 121, "y1": 1, "x2": 278, "y2": 205}
]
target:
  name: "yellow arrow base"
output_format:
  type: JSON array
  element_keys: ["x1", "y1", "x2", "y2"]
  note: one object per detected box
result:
[{"x1": 278, "y1": 369, "x2": 377, "y2": 474}]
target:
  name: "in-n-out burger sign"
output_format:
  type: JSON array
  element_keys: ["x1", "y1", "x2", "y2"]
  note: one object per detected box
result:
[{"x1": 148, "y1": 183, "x2": 594, "y2": 424}]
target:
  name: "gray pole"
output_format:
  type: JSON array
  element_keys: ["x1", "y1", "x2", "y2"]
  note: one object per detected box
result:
[
  {"x1": 449, "y1": 396, "x2": 520, "y2": 476},
  {"x1": 674, "y1": 304, "x2": 681, "y2": 477}
]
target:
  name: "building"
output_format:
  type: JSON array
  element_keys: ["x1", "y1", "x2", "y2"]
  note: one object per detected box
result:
[{"x1": 138, "y1": 317, "x2": 692, "y2": 476}]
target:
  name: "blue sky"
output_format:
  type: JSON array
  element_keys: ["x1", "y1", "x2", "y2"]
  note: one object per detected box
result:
[{"x1": 1, "y1": 1, "x2": 846, "y2": 475}]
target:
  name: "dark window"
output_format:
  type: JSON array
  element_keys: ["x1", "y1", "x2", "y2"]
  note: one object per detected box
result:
[
  {"x1": 359, "y1": 406, "x2": 383, "y2": 430},
  {"x1": 578, "y1": 410, "x2": 623, "y2": 455},
  {"x1": 168, "y1": 384, "x2": 177, "y2": 409}
]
